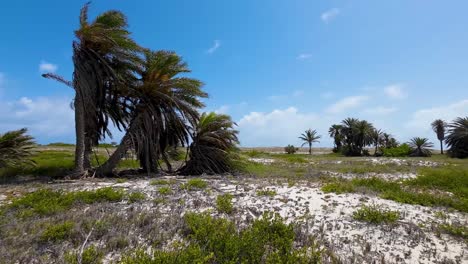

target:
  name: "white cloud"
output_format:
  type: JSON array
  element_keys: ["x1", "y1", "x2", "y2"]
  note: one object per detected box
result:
[
  {"x1": 237, "y1": 107, "x2": 321, "y2": 146},
  {"x1": 326, "y1": 95, "x2": 369, "y2": 114},
  {"x1": 362, "y1": 106, "x2": 398, "y2": 115},
  {"x1": 206, "y1": 40, "x2": 221, "y2": 54},
  {"x1": 39, "y1": 61, "x2": 58, "y2": 73},
  {"x1": 406, "y1": 99, "x2": 468, "y2": 132},
  {"x1": 0, "y1": 96, "x2": 74, "y2": 141},
  {"x1": 384, "y1": 84, "x2": 407, "y2": 99},
  {"x1": 321, "y1": 8, "x2": 340, "y2": 23},
  {"x1": 297, "y1": 53, "x2": 312, "y2": 60},
  {"x1": 214, "y1": 105, "x2": 230, "y2": 114}
]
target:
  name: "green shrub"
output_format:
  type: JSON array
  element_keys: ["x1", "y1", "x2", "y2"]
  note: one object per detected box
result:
[
  {"x1": 6, "y1": 187, "x2": 125, "y2": 217},
  {"x1": 128, "y1": 192, "x2": 146, "y2": 203},
  {"x1": 383, "y1": 143, "x2": 412, "y2": 157},
  {"x1": 158, "y1": 186, "x2": 172, "y2": 195},
  {"x1": 181, "y1": 179, "x2": 208, "y2": 191},
  {"x1": 438, "y1": 223, "x2": 468, "y2": 240},
  {"x1": 284, "y1": 145, "x2": 297, "y2": 154},
  {"x1": 352, "y1": 205, "x2": 400, "y2": 224},
  {"x1": 216, "y1": 194, "x2": 234, "y2": 214},
  {"x1": 244, "y1": 149, "x2": 266, "y2": 158},
  {"x1": 41, "y1": 221, "x2": 75, "y2": 242},
  {"x1": 256, "y1": 189, "x2": 277, "y2": 196},
  {"x1": 65, "y1": 245, "x2": 103, "y2": 264},
  {"x1": 150, "y1": 179, "x2": 172, "y2": 185}
]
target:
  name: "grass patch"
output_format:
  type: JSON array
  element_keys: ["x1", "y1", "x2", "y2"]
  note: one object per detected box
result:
[
  {"x1": 256, "y1": 189, "x2": 277, "y2": 197},
  {"x1": 40, "y1": 221, "x2": 75, "y2": 242},
  {"x1": 216, "y1": 194, "x2": 234, "y2": 214},
  {"x1": 4, "y1": 187, "x2": 125, "y2": 217},
  {"x1": 158, "y1": 186, "x2": 172, "y2": 195},
  {"x1": 181, "y1": 179, "x2": 208, "y2": 191},
  {"x1": 352, "y1": 204, "x2": 400, "y2": 224},
  {"x1": 64, "y1": 245, "x2": 103, "y2": 264},
  {"x1": 120, "y1": 212, "x2": 332, "y2": 263},
  {"x1": 438, "y1": 223, "x2": 468, "y2": 240},
  {"x1": 128, "y1": 192, "x2": 146, "y2": 203}
]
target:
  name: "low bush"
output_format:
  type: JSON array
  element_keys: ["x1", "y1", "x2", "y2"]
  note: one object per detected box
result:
[
  {"x1": 438, "y1": 223, "x2": 468, "y2": 240},
  {"x1": 352, "y1": 204, "x2": 400, "y2": 224},
  {"x1": 256, "y1": 189, "x2": 277, "y2": 196},
  {"x1": 128, "y1": 192, "x2": 146, "y2": 203},
  {"x1": 284, "y1": 145, "x2": 298, "y2": 154},
  {"x1": 383, "y1": 143, "x2": 412, "y2": 157},
  {"x1": 181, "y1": 179, "x2": 208, "y2": 191},
  {"x1": 158, "y1": 186, "x2": 172, "y2": 195},
  {"x1": 40, "y1": 221, "x2": 75, "y2": 242},
  {"x1": 64, "y1": 245, "x2": 103, "y2": 264},
  {"x1": 216, "y1": 194, "x2": 234, "y2": 214}
]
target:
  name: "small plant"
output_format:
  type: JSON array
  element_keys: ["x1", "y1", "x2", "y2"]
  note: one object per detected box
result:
[
  {"x1": 438, "y1": 223, "x2": 468, "y2": 239},
  {"x1": 352, "y1": 204, "x2": 400, "y2": 224},
  {"x1": 158, "y1": 186, "x2": 172, "y2": 195},
  {"x1": 284, "y1": 145, "x2": 297, "y2": 154},
  {"x1": 256, "y1": 189, "x2": 277, "y2": 197},
  {"x1": 40, "y1": 221, "x2": 75, "y2": 242},
  {"x1": 216, "y1": 194, "x2": 234, "y2": 214},
  {"x1": 64, "y1": 245, "x2": 103, "y2": 264},
  {"x1": 150, "y1": 179, "x2": 172, "y2": 185},
  {"x1": 128, "y1": 192, "x2": 146, "y2": 203},
  {"x1": 181, "y1": 178, "x2": 208, "y2": 191}
]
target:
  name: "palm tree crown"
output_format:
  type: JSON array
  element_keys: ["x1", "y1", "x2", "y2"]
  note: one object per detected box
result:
[
  {"x1": 431, "y1": 119, "x2": 447, "y2": 154},
  {"x1": 445, "y1": 117, "x2": 468, "y2": 158},
  {"x1": 409, "y1": 137, "x2": 434, "y2": 157},
  {"x1": 299, "y1": 129, "x2": 321, "y2": 154},
  {"x1": 0, "y1": 128, "x2": 36, "y2": 168}
]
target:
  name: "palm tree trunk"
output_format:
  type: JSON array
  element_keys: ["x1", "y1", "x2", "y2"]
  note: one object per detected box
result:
[
  {"x1": 440, "y1": 140, "x2": 444, "y2": 155},
  {"x1": 97, "y1": 133, "x2": 131, "y2": 176},
  {"x1": 309, "y1": 143, "x2": 312, "y2": 155},
  {"x1": 74, "y1": 92, "x2": 86, "y2": 174}
]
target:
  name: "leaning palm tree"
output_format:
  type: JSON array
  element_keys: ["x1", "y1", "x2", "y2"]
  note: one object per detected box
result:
[
  {"x1": 445, "y1": 117, "x2": 468, "y2": 158},
  {"x1": 431, "y1": 119, "x2": 447, "y2": 154},
  {"x1": 97, "y1": 50, "x2": 207, "y2": 176},
  {"x1": 44, "y1": 4, "x2": 142, "y2": 175},
  {"x1": 299, "y1": 129, "x2": 321, "y2": 154},
  {"x1": 408, "y1": 137, "x2": 434, "y2": 157},
  {"x1": 370, "y1": 128, "x2": 383, "y2": 156},
  {"x1": 179, "y1": 112, "x2": 239, "y2": 175},
  {"x1": 0, "y1": 128, "x2": 36, "y2": 168}
]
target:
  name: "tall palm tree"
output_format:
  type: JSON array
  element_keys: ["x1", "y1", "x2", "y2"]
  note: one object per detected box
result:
[
  {"x1": 0, "y1": 128, "x2": 36, "y2": 168},
  {"x1": 299, "y1": 129, "x2": 321, "y2": 154},
  {"x1": 341, "y1": 118, "x2": 374, "y2": 156},
  {"x1": 370, "y1": 128, "x2": 383, "y2": 156},
  {"x1": 97, "y1": 50, "x2": 207, "y2": 176},
  {"x1": 445, "y1": 117, "x2": 468, "y2": 158},
  {"x1": 179, "y1": 112, "x2": 239, "y2": 175},
  {"x1": 328, "y1": 124, "x2": 343, "y2": 152},
  {"x1": 408, "y1": 137, "x2": 434, "y2": 157},
  {"x1": 45, "y1": 4, "x2": 142, "y2": 175},
  {"x1": 431, "y1": 119, "x2": 447, "y2": 154}
]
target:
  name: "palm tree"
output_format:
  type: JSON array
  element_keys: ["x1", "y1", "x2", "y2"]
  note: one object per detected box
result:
[
  {"x1": 431, "y1": 119, "x2": 447, "y2": 154},
  {"x1": 370, "y1": 128, "x2": 383, "y2": 156},
  {"x1": 328, "y1": 124, "x2": 343, "y2": 152},
  {"x1": 408, "y1": 137, "x2": 434, "y2": 157},
  {"x1": 299, "y1": 129, "x2": 321, "y2": 154},
  {"x1": 445, "y1": 117, "x2": 468, "y2": 158},
  {"x1": 340, "y1": 118, "x2": 374, "y2": 156},
  {"x1": 179, "y1": 112, "x2": 239, "y2": 175},
  {"x1": 0, "y1": 128, "x2": 36, "y2": 168},
  {"x1": 44, "y1": 4, "x2": 142, "y2": 175},
  {"x1": 97, "y1": 50, "x2": 207, "y2": 176}
]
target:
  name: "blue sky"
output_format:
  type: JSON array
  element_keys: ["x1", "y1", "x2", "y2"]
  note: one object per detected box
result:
[{"x1": 1, "y1": 0, "x2": 468, "y2": 147}]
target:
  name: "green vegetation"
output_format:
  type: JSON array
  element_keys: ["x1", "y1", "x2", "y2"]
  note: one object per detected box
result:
[
  {"x1": 284, "y1": 144, "x2": 297, "y2": 154},
  {"x1": 438, "y1": 223, "x2": 468, "y2": 240},
  {"x1": 120, "y1": 212, "x2": 332, "y2": 263},
  {"x1": 128, "y1": 192, "x2": 146, "y2": 203},
  {"x1": 445, "y1": 117, "x2": 468, "y2": 158},
  {"x1": 181, "y1": 179, "x2": 208, "y2": 191},
  {"x1": 352, "y1": 205, "x2": 400, "y2": 224},
  {"x1": 40, "y1": 221, "x2": 75, "y2": 242},
  {"x1": 158, "y1": 186, "x2": 172, "y2": 195},
  {"x1": 0, "y1": 128, "x2": 36, "y2": 168},
  {"x1": 65, "y1": 245, "x2": 103, "y2": 264},
  {"x1": 257, "y1": 189, "x2": 277, "y2": 197},
  {"x1": 322, "y1": 167, "x2": 468, "y2": 212},
  {"x1": 216, "y1": 194, "x2": 234, "y2": 214},
  {"x1": 4, "y1": 187, "x2": 125, "y2": 217},
  {"x1": 383, "y1": 143, "x2": 412, "y2": 157},
  {"x1": 150, "y1": 179, "x2": 174, "y2": 185},
  {"x1": 299, "y1": 129, "x2": 321, "y2": 155},
  {"x1": 409, "y1": 137, "x2": 434, "y2": 157}
]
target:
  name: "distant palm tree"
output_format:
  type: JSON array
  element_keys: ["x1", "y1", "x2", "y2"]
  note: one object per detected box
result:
[
  {"x1": 0, "y1": 128, "x2": 36, "y2": 168},
  {"x1": 370, "y1": 128, "x2": 383, "y2": 156},
  {"x1": 408, "y1": 137, "x2": 434, "y2": 157},
  {"x1": 445, "y1": 117, "x2": 468, "y2": 158},
  {"x1": 431, "y1": 119, "x2": 447, "y2": 154},
  {"x1": 299, "y1": 129, "x2": 321, "y2": 154},
  {"x1": 328, "y1": 124, "x2": 343, "y2": 152},
  {"x1": 180, "y1": 112, "x2": 239, "y2": 175}
]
